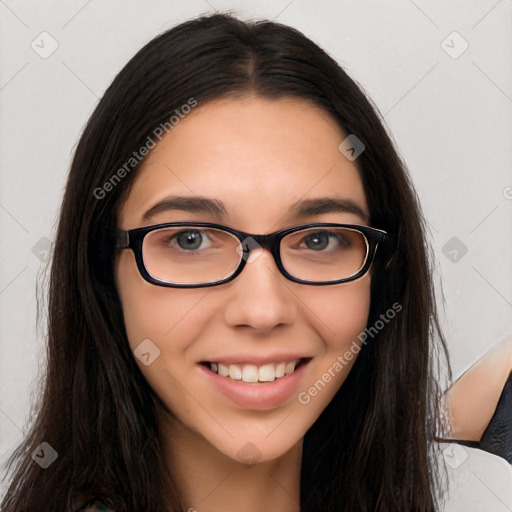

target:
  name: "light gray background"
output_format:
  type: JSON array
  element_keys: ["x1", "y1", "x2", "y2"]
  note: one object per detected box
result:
[{"x1": 1, "y1": 1, "x2": 511, "y2": 510}]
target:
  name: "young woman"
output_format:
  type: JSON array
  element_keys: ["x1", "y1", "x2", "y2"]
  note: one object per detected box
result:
[{"x1": 2, "y1": 12, "x2": 509, "y2": 512}]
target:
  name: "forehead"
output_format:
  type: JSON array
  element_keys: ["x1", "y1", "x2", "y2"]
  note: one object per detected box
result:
[{"x1": 117, "y1": 95, "x2": 369, "y2": 230}]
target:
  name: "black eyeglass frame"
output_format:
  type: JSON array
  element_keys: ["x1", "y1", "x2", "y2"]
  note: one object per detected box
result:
[{"x1": 111, "y1": 221, "x2": 388, "y2": 288}]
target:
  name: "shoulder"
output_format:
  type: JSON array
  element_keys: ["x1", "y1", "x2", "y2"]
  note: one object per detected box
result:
[{"x1": 76, "y1": 498, "x2": 115, "y2": 511}]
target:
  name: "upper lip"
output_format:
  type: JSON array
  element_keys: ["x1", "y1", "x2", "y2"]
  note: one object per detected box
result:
[{"x1": 199, "y1": 354, "x2": 312, "y2": 366}]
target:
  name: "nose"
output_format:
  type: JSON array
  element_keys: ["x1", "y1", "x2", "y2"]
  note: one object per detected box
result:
[{"x1": 223, "y1": 246, "x2": 297, "y2": 333}]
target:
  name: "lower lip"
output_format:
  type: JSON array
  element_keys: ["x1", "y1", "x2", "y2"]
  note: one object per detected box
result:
[{"x1": 198, "y1": 360, "x2": 311, "y2": 410}]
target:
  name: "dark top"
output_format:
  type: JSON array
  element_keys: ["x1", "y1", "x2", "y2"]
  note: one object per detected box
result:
[{"x1": 76, "y1": 499, "x2": 114, "y2": 511}]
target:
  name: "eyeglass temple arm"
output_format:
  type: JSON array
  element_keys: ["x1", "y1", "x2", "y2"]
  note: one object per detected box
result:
[{"x1": 106, "y1": 228, "x2": 129, "y2": 250}]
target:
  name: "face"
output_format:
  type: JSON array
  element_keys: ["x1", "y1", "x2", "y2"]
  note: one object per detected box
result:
[{"x1": 114, "y1": 95, "x2": 372, "y2": 464}]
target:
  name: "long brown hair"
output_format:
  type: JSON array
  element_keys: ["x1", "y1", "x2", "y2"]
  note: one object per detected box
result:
[{"x1": 1, "y1": 13, "x2": 451, "y2": 511}]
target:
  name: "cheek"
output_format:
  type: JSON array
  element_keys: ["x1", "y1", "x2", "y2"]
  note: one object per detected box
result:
[
  {"x1": 304, "y1": 274, "x2": 371, "y2": 352},
  {"x1": 114, "y1": 253, "x2": 216, "y2": 426},
  {"x1": 293, "y1": 276, "x2": 371, "y2": 418},
  {"x1": 114, "y1": 252, "x2": 208, "y2": 364}
]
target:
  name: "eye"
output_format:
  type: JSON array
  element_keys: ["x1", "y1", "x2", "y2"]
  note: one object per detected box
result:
[
  {"x1": 166, "y1": 229, "x2": 212, "y2": 251},
  {"x1": 301, "y1": 230, "x2": 350, "y2": 251}
]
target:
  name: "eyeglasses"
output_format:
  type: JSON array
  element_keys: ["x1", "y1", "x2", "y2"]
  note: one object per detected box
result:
[{"x1": 111, "y1": 222, "x2": 387, "y2": 288}]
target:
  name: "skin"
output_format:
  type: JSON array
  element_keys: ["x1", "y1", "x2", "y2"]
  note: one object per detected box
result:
[
  {"x1": 444, "y1": 332, "x2": 512, "y2": 441},
  {"x1": 114, "y1": 95, "x2": 374, "y2": 512}
]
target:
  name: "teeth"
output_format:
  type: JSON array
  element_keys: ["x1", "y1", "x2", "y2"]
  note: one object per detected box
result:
[
  {"x1": 242, "y1": 364, "x2": 259, "y2": 383},
  {"x1": 285, "y1": 361, "x2": 296, "y2": 375},
  {"x1": 228, "y1": 364, "x2": 242, "y2": 380},
  {"x1": 275, "y1": 362, "x2": 286, "y2": 378},
  {"x1": 258, "y1": 363, "x2": 275, "y2": 382},
  {"x1": 217, "y1": 363, "x2": 229, "y2": 377},
  {"x1": 208, "y1": 360, "x2": 301, "y2": 382}
]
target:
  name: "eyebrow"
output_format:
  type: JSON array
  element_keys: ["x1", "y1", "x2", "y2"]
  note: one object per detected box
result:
[{"x1": 141, "y1": 195, "x2": 369, "y2": 223}]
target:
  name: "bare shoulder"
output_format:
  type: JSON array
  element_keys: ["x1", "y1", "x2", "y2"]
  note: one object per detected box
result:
[{"x1": 444, "y1": 331, "x2": 512, "y2": 441}]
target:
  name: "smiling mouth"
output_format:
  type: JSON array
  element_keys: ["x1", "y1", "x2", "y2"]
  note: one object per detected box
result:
[{"x1": 199, "y1": 358, "x2": 311, "y2": 384}]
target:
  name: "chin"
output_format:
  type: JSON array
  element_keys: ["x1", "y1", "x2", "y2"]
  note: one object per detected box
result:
[{"x1": 213, "y1": 433, "x2": 302, "y2": 466}]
